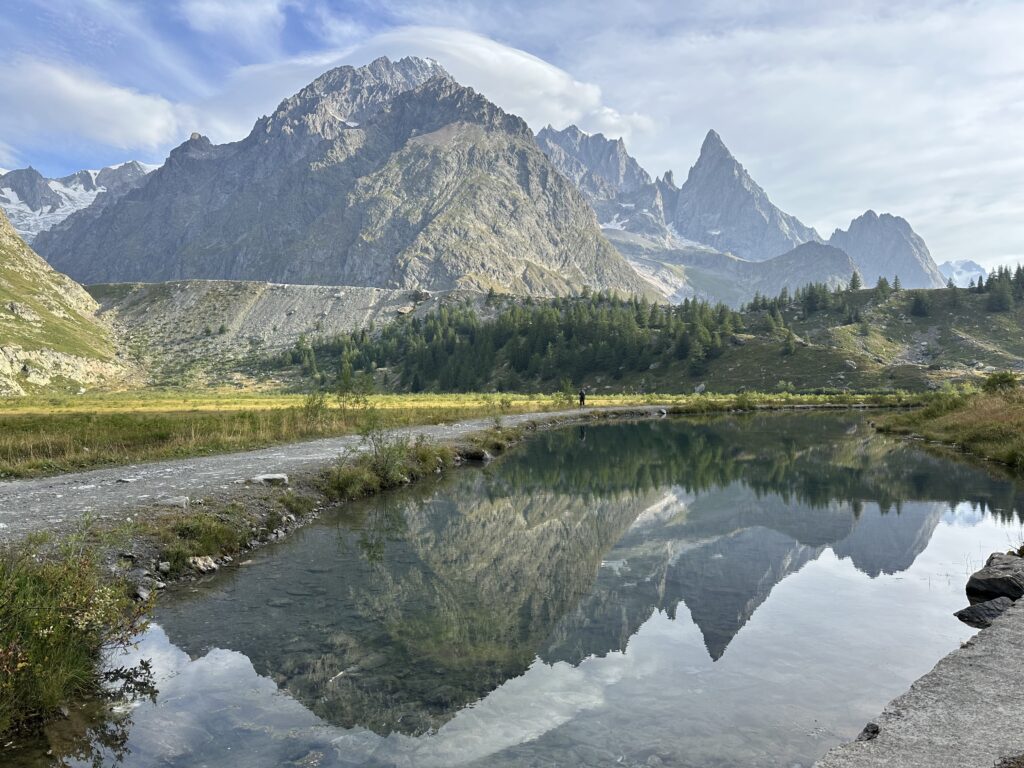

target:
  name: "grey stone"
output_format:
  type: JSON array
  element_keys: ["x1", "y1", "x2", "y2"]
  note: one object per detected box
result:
[
  {"x1": 157, "y1": 561, "x2": 171, "y2": 574},
  {"x1": 156, "y1": 495, "x2": 190, "y2": 508},
  {"x1": 251, "y1": 473, "x2": 289, "y2": 486},
  {"x1": 966, "y1": 552, "x2": 1024, "y2": 604},
  {"x1": 187, "y1": 555, "x2": 218, "y2": 574},
  {"x1": 855, "y1": 723, "x2": 880, "y2": 742},
  {"x1": 955, "y1": 596, "x2": 1013, "y2": 628}
]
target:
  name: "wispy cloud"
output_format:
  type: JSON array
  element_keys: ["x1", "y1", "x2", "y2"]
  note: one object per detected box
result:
[
  {"x1": 0, "y1": 57, "x2": 186, "y2": 150},
  {"x1": 2, "y1": 0, "x2": 1021, "y2": 268}
]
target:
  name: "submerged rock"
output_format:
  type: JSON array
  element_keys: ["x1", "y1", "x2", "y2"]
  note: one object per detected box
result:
[
  {"x1": 966, "y1": 553, "x2": 1024, "y2": 604},
  {"x1": 156, "y1": 495, "x2": 190, "y2": 509},
  {"x1": 955, "y1": 596, "x2": 1013, "y2": 628}
]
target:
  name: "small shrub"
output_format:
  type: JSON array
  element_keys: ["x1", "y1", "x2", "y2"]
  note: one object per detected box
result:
[
  {"x1": 0, "y1": 538, "x2": 149, "y2": 737},
  {"x1": 279, "y1": 492, "x2": 316, "y2": 518},
  {"x1": 983, "y1": 370, "x2": 1019, "y2": 394}
]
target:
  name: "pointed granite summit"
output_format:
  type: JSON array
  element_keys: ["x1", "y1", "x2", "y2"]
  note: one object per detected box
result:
[
  {"x1": 669, "y1": 130, "x2": 820, "y2": 261},
  {"x1": 34, "y1": 56, "x2": 650, "y2": 299}
]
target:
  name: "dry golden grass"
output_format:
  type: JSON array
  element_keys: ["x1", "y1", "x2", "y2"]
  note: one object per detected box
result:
[
  {"x1": 0, "y1": 389, "x2": 916, "y2": 479},
  {"x1": 880, "y1": 391, "x2": 1024, "y2": 470}
]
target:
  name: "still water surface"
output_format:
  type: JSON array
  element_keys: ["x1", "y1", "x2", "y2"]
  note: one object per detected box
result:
[{"x1": 45, "y1": 414, "x2": 1024, "y2": 766}]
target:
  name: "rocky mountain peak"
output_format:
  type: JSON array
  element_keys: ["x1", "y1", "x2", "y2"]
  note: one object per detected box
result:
[
  {"x1": 828, "y1": 210, "x2": 944, "y2": 288},
  {"x1": 260, "y1": 55, "x2": 450, "y2": 141},
  {"x1": 671, "y1": 129, "x2": 820, "y2": 261},
  {"x1": 535, "y1": 124, "x2": 652, "y2": 201}
]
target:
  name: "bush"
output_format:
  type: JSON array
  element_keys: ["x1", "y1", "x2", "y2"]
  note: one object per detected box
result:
[
  {"x1": 0, "y1": 538, "x2": 148, "y2": 737},
  {"x1": 982, "y1": 371, "x2": 1019, "y2": 394},
  {"x1": 909, "y1": 292, "x2": 931, "y2": 317}
]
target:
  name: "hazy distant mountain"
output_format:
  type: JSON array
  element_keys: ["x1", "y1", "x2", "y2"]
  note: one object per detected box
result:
[
  {"x1": 939, "y1": 259, "x2": 988, "y2": 288},
  {"x1": 611, "y1": 232, "x2": 855, "y2": 306},
  {"x1": 538, "y1": 124, "x2": 946, "y2": 300},
  {"x1": 0, "y1": 161, "x2": 155, "y2": 242},
  {"x1": 829, "y1": 210, "x2": 945, "y2": 289},
  {"x1": 34, "y1": 57, "x2": 650, "y2": 299}
]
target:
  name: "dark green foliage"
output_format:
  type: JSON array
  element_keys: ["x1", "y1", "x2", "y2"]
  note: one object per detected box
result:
[
  {"x1": 909, "y1": 291, "x2": 932, "y2": 317},
  {"x1": 849, "y1": 271, "x2": 863, "y2": 291},
  {"x1": 982, "y1": 370, "x2": 1019, "y2": 394},
  {"x1": 283, "y1": 294, "x2": 742, "y2": 393}
]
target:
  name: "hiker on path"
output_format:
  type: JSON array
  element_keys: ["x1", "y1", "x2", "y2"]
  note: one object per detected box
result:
[{"x1": 578, "y1": 389, "x2": 586, "y2": 408}]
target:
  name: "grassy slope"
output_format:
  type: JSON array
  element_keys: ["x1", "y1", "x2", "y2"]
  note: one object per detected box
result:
[
  {"x1": 0, "y1": 210, "x2": 114, "y2": 360},
  {"x1": 599, "y1": 287, "x2": 1022, "y2": 394}
]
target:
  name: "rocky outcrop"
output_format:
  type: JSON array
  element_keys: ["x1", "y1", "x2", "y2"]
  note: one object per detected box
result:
[
  {"x1": 34, "y1": 57, "x2": 650, "y2": 300},
  {"x1": 965, "y1": 552, "x2": 1024, "y2": 604},
  {"x1": 829, "y1": 210, "x2": 945, "y2": 289}
]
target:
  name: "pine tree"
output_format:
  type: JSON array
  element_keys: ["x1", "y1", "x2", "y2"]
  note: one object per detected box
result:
[
  {"x1": 849, "y1": 271, "x2": 863, "y2": 291},
  {"x1": 893, "y1": 275, "x2": 902, "y2": 292}
]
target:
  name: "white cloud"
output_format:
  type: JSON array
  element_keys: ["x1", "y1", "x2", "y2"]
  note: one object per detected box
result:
[
  {"x1": 346, "y1": 27, "x2": 653, "y2": 142},
  {"x1": 0, "y1": 57, "x2": 186, "y2": 150}
]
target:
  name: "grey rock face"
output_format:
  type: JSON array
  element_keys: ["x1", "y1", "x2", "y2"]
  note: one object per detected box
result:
[
  {"x1": 955, "y1": 596, "x2": 1013, "y2": 628},
  {"x1": 35, "y1": 57, "x2": 649, "y2": 300},
  {"x1": 829, "y1": 210, "x2": 945, "y2": 289},
  {"x1": 536, "y1": 124, "x2": 652, "y2": 200},
  {"x1": 670, "y1": 130, "x2": 821, "y2": 261},
  {"x1": 966, "y1": 552, "x2": 1024, "y2": 604}
]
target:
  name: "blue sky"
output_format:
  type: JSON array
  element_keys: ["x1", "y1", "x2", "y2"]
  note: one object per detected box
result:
[{"x1": 1, "y1": 0, "x2": 1022, "y2": 269}]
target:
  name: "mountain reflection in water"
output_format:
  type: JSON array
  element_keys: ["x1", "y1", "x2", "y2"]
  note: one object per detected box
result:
[{"x1": 44, "y1": 413, "x2": 1024, "y2": 768}]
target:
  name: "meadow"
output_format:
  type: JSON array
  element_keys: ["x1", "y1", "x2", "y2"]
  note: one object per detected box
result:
[{"x1": 0, "y1": 389, "x2": 917, "y2": 478}]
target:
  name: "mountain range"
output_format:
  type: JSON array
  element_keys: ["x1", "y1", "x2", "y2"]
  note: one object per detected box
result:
[
  {"x1": 537, "y1": 124, "x2": 946, "y2": 299},
  {"x1": 0, "y1": 162, "x2": 155, "y2": 242},
  {"x1": 31, "y1": 57, "x2": 650, "y2": 299},
  {"x1": 2, "y1": 55, "x2": 946, "y2": 309}
]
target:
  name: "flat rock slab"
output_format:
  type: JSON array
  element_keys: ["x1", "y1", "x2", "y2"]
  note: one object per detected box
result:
[
  {"x1": 966, "y1": 552, "x2": 1024, "y2": 604},
  {"x1": 815, "y1": 599, "x2": 1024, "y2": 768},
  {"x1": 955, "y1": 596, "x2": 1014, "y2": 629}
]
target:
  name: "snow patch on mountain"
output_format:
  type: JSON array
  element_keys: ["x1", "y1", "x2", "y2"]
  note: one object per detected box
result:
[
  {"x1": 939, "y1": 259, "x2": 988, "y2": 288},
  {"x1": 0, "y1": 162, "x2": 157, "y2": 243}
]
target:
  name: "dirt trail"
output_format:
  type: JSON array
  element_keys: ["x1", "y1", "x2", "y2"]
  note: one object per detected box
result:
[{"x1": 0, "y1": 406, "x2": 664, "y2": 543}]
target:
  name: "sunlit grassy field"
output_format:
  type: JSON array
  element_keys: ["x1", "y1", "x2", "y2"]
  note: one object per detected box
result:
[{"x1": 0, "y1": 389, "x2": 917, "y2": 479}]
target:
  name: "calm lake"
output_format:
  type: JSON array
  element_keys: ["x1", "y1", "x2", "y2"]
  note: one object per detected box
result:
[{"x1": 39, "y1": 413, "x2": 1024, "y2": 767}]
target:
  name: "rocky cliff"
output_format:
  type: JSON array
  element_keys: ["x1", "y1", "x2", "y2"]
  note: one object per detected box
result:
[{"x1": 34, "y1": 57, "x2": 651, "y2": 299}]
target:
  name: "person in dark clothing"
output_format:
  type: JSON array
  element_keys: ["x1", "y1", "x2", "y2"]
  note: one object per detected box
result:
[{"x1": 578, "y1": 389, "x2": 586, "y2": 408}]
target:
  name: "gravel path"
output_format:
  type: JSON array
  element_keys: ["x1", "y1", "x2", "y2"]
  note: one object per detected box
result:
[{"x1": 0, "y1": 406, "x2": 664, "y2": 544}]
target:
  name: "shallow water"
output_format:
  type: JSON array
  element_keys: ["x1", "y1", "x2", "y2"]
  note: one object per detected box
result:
[{"x1": 36, "y1": 413, "x2": 1024, "y2": 766}]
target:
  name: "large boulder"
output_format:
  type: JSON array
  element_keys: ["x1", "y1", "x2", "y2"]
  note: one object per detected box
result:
[
  {"x1": 966, "y1": 553, "x2": 1024, "y2": 604},
  {"x1": 955, "y1": 596, "x2": 1014, "y2": 628}
]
